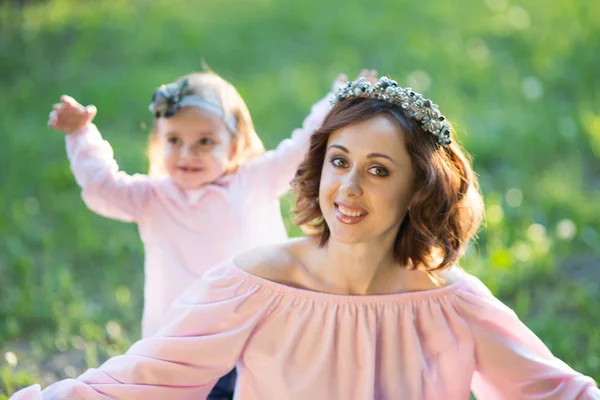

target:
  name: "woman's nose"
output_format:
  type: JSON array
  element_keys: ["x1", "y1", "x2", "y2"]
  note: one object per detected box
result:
[{"x1": 340, "y1": 169, "x2": 363, "y2": 198}]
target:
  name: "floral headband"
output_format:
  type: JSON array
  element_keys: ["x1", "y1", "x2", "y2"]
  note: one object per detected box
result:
[
  {"x1": 332, "y1": 76, "x2": 452, "y2": 147},
  {"x1": 148, "y1": 78, "x2": 237, "y2": 134}
]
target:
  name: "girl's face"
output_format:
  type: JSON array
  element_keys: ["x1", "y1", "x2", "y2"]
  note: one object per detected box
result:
[
  {"x1": 319, "y1": 115, "x2": 416, "y2": 245},
  {"x1": 156, "y1": 107, "x2": 236, "y2": 190}
]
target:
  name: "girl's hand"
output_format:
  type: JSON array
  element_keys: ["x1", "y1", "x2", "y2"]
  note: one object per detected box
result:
[
  {"x1": 331, "y1": 69, "x2": 378, "y2": 92},
  {"x1": 332, "y1": 74, "x2": 349, "y2": 92},
  {"x1": 358, "y1": 69, "x2": 378, "y2": 84},
  {"x1": 48, "y1": 95, "x2": 97, "y2": 134}
]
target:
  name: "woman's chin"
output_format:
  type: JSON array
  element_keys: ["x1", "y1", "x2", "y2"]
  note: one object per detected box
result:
[{"x1": 328, "y1": 228, "x2": 366, "y2": 245}]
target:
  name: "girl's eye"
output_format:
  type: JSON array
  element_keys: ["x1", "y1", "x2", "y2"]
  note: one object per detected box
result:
[
  {"x1": 331, "y1": 156, "x2": 348, "y2": 168},
  {"x1": 167, "y1": 137, "x2": 180, "y2": 145},
  {"x1": 199, "y1": 137, "x2": 215, "y2": 146},
  {"x1": 368, "y1": 166, "x2": 389, "y2": 177}
]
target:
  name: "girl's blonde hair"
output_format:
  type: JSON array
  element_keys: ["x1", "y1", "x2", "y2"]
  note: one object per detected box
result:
[{"x1": 147, "y1": 71, "x2": 265, "y2": 176}]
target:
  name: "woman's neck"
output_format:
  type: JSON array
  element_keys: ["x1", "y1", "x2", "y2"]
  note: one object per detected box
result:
[
  {"x1": 312, "y1": 236, "x2": 404, "y2": 295},
  {"x1": 302, "y1": 233, "x2": 449, "y2": 296}
]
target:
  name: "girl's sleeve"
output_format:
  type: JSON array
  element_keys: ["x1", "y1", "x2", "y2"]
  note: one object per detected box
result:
[
  {"x1": 10, "y1": 262, "x2": 275, "y2": 400},
  {"x1": 65, "y1": 124, "x2": 151, "y2": 222},
  {"x1": 456, "y1": 277, "x2": 600, "y2": 400},
  {"x1": 242, "y1": 92, "x2": 332, "y2": 197}
]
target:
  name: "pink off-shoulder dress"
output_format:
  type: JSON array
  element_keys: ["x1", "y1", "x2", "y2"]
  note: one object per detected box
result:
[{"x1": 11, "y1": 260, "x2": 600, "y2": 400}]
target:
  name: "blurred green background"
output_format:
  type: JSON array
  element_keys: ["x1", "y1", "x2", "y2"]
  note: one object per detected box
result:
[{"x1": 1, "y1": 0, "x2": 599, "y2": 397}]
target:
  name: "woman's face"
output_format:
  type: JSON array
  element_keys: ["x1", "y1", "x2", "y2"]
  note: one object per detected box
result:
[{"x1": 319, "y1": 115, "x2": 416, "y2": 245}]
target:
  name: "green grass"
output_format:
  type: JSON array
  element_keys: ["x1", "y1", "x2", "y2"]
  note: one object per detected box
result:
[{"x1": 1, "y1": 0, "x2": 599, "y2": 397}]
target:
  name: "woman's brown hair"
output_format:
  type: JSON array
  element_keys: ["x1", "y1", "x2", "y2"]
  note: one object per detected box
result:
[
  {"x1": 147, "y1": 71, "x2": 265, "y2": 176},
  {"x1": 292, "y1": 98, "x2": 484, "y2": 272}
]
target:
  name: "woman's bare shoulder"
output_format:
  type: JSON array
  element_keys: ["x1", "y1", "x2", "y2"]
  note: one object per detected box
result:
[{"x1": 233, "y1": 237, "x2": 316, "y2": 282}]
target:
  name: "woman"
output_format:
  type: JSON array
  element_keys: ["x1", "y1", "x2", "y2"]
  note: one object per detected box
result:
[{"x1": 12, "y1": 76, "x2": 600, "y2": 399}]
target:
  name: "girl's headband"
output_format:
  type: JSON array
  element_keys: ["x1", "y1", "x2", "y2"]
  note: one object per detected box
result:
[{"x1": 149, "y1": 78, "x2": 237, "y2": 134}]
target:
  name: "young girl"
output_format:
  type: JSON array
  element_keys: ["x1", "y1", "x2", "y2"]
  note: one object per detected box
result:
[
  {"x1": 45, "y1": 70, "x2": 373, "y2": 399},
  {"x1": 19, "y1": 74, "x2": 598, "y2": 399},
  {"x1": 47, "y1": 70, "x2": 348, "y2": 337}
]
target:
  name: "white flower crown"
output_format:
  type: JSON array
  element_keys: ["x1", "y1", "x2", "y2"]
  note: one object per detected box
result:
[{"x1": 332, "y1": 76, "x2": 452, "y2": 147}]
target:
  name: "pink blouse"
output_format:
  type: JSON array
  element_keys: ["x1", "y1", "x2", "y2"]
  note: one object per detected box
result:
[
  {"x1": 11, "y1": 260, "x2": 600, "y2": 400},
  {"x1": 62, "y1": 96, "x2": 331, "y2": 337}
]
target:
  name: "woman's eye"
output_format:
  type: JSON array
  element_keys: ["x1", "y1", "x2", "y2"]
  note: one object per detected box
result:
[
  {"x1": 199, "y1": 137, "x2": 215, "y2": 146},
  {"x1": 368, "y1": 166, "x2": 389, "y2": 177},
  {"x1": 167, "y1": 137, "x2": 180, "y2": 145},
  {"x1": 331, "y1": 156, "x2": 348, "y2": 168}
]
